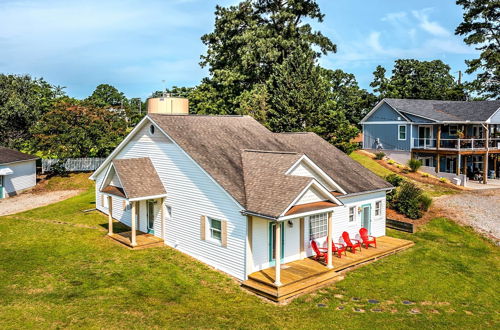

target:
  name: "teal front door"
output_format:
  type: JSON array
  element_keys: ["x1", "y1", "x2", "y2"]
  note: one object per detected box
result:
[
  {"x1": 361, "y1": 204, "x2": 372, "y2": 235},
  {"x1": 0, "y1": 176, "x2": 3, "y2": 199},
  {"x1": 269, "y1": 222, "x2": 284, "y2": 265},
  {"x1": 146, "y1": 200, "x2": 155, "y2": 234}
]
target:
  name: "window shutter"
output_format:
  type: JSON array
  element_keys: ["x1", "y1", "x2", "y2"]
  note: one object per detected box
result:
[
  {"x1": 221, "y1": 220, "x2": 228, "y2": 247},
  {"x1": 200, "y1": 215, "x2": 206, "y2": 240}
]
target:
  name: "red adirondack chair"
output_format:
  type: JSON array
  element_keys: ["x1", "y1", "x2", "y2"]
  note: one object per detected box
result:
[
  {"x1": 332, "y1": 241, "x2": 347, "y2": 258},
  {"x1": 341, "y1": 231, "x2": 362, "y2": 253},
  {"x1": 311, "y1": 240, "x2": 328, "y2": 263},
  {"x1": 359, "y1": 228, "x2": 377, "y2": 248}
]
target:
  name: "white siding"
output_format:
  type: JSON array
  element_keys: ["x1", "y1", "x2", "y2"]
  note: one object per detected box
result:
[
  {"x1": 251, "y1": 191, "x2": 387, "y2": 268},
  {"x1": 1, "y1": 160, "x2": 36, "y2": 196},
  {"x1": 289, "y1": 161, "x2": 335, "y2": 191},
  {"x1": 95, "y1": 121, "x2": 247, "y2": 280},
  {"x1": 295, "y1": 186, "x2": 325, "y2": 205}
]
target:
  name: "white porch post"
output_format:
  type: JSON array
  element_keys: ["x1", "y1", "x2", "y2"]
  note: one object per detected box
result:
[
  {"x1": 160, "y1": 198, "x2": 165, "y2": 241},
  {"x1": 107, "y1": 196, "x2": 113, "y2": 236},
  {"x1": 327, "y1": 212, "x2": 333, "y2": 269},
  {"x1": 274, "y1": 222, "x2": 282, "y2": 286},
  {"x1": 131, "y1": 201, "x2": 137, "y2": 247}
]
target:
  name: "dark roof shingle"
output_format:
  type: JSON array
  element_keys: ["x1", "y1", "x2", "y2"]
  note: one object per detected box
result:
[
  {"x1": 0, "y1": 147, "x2": 37, "y2": 165},
  {"x1": 384, "y1": 98, "x2": 500, "y2": 122}
]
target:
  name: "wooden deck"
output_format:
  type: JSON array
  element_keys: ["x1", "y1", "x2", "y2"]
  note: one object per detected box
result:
[
  {"x1": 108, "y1": 231, "x2": 164, "y2": 249},
  {"x1": 242, "y1": 236, "x2": 414, "y2": 302}
]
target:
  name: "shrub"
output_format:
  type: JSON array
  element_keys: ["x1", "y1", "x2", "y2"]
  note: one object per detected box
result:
[
  {"x1": 385, "y1": 173, "x2": 405, "y2": 187},
  {"x1": 408, "y1": 159, "x2": 423, "y2": 172},
  {"x1": 439, "y1": 177, "x2": 449, "y2": 183},
  {"x1": 395, "y1": 181, "x2": 424, "y2": 219},
  {"x1": 401, "y1": 167, "x2": 410, "y2": 174},
  {"x1": 50, "y1": 159, "x2": 69, "y2": 177},
  {"x1": 374, "y1": 152, "x2": 385, "y2": 160},
  {"x1": 419, "y1": 194, "x2": 433, "y2": 211},
  {"x1": 387, "y1": 159, "x2": 395, "y2": 165},
  {"x1": 422, "y1": 172, "x2": 430, "y2": 178}
]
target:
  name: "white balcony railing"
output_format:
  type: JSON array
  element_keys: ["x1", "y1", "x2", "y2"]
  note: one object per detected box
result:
[{"x1": 412, "y1": 138, "x2": 500, "y2": 150}]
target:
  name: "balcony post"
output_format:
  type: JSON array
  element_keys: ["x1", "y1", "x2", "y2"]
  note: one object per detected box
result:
[
  {"x1": 436, "y1": 125, "x2": 441, "y2": 150},
  {"x1": 484, "y1": 124, "x2": 489, "y2": 184}
]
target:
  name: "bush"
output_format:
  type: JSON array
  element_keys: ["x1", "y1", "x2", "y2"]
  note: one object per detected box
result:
[
  {"x1": 408, "y1": 159, "x2": 423, "y2": 172},
  {"x1": 387, "y1": 159, "x2": 395, "y2": 165},
  {"x1": 374, "y1": 152, "x2": 385, "y2": 160},
  {"x1": 439, "y1": 177, "x2": 449, "y2": 183},
  {"x1": 419, "y1": 194, "x2": 433, "y2": 211},
  {"x1": 401, "y1": 167, "x2": 410, "y2": 174},
  {"x1": 385, "y1": 173, "x2": 405, "y2": 187},
  {"x1": 50, "y1": 159, "x2": 69, "y2": 177},
  {"x1": 422, "y1": 172, "x2": 430, "y2": 178}
]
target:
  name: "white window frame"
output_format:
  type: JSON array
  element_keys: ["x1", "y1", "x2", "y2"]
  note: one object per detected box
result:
[
  {"x1": 375, "y1": 201, "x2": 382, "y2": 217},
  {"x1": 309, "y1": 213, "x2": 328, "y2": 240},
  {"x1": 349, "y1": 206, "x2": 356, "y2": 222},
  {"x1": 398, "y1": 125, "x2": 407, "y2": 141},
  {"x1": 207, "y1": 217, "x2": 222, "y2": 244}
]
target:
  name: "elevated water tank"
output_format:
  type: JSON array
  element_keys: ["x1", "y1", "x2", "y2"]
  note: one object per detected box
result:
[{"x1": 147, "y1": 96, "x2": 189, "y2": 114}]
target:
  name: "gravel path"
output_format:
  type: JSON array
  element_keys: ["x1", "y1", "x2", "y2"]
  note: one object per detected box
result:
[
  {"x1": 433, "y1": 189, "x2": 500, "y2": 243},
  {"x1": 0, "y1": 190, "x2": 82, "y2": 216}
]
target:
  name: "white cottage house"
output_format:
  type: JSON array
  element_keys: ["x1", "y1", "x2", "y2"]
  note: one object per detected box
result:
[
  {"x1": 90, "y1": 114, "x2": 403, "y2": 301},
  {"x1": 0, "y1": 147, "x2": 37, "y2": 198}
]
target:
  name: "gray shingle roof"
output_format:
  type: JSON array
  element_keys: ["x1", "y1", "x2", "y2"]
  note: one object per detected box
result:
[
  {"x1": 384, "y1": 98, "x2": 500, "y2": 122},
  {"x1": 0, "y1": 147, "x2": 37, "y2": 165},
  {"x1": 148, "y1": 114, "x2": 391, "y2": 216},
  {"x1": 109, "y1": 158, "x2": 166, "y2": 199}
]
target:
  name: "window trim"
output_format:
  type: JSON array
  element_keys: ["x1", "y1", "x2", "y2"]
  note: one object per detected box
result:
[
  {"x1": 207, "y1": 217, "x2": 222, "y2": 244},
  {"x1": 309, "y1": 213, "x2": 328, "y2": 241},
  {"x1": 398, "y1": 125, "x2": 407, "y2": 141},
  {"x1": 348, "y1": 206, "x2": 356, "y2": 222},
  {"x1": 375, "y1": 200, "x2": 382, "y2": 217}
]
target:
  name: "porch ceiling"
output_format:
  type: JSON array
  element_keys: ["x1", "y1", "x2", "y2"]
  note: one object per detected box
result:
[{"x1": 284, "y1": 201, "x2": 338, "y2": 217}]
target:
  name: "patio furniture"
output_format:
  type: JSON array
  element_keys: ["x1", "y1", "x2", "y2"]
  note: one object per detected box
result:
[
  {"x1": 311, "y1": 240, "x2": 328, "y2": 264},
  {"x1": 359, "y1": 228, "x2": 377, "y2": 248},
  {"x1": 341, "y1": 231, "x2": 362, "y2": 253},
  {"x1": 332, "y1": 241, "x2": 347, "y2": 258}
]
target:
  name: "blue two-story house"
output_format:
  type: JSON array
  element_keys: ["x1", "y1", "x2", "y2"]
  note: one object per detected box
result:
[{"x1": 360, "y1": 98, "x2": 500, "y2": 183}]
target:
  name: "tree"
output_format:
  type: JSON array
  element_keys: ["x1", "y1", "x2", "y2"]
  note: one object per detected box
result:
[
  {"x1": 455, "y1": 0, "x2": 500, "y2": 99},
  {"x1": 0, "y1": 74, "x2": 64, "y2": 149},
  {"x1": 197, "y1": 0, "x2": 336, "y2": 114},
  {"x1": 85, "y1": 84, "x2": 126, "y2": 108},
  {"x1": 370, "y1": 59, "x2": 468, "y2": 100},
  {"x1": 29, "y1": 100, "x2": 128, "y2": 158}
]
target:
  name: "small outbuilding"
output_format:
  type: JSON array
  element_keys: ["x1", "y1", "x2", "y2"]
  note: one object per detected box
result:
[{"x1": 0, "y1": 147, "x2": 38, "y2": 198}]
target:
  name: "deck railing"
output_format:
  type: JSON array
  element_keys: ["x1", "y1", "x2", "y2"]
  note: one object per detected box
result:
[{"x1": 412, "y1": 138, "x2": 500, "y2": 150}]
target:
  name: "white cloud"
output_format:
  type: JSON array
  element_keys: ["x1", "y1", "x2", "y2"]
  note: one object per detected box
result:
[{"x1": 412, "y1": 8, "x2": 450, "y2": 37}]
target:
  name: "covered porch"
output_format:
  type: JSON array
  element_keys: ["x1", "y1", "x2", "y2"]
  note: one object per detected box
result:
[{"x1": 242, "y1": 236, "x2": 414, "y2": 302}]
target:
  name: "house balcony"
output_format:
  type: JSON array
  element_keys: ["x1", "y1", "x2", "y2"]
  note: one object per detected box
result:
[
  {"x1": 242, "y1": 236, "x2": 414, "y2": 302},
  {"x1": 412, "y1": 138, "x2": 500, "y2": 154}
]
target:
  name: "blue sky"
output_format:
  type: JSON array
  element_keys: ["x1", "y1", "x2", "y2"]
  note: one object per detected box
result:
[{"x1": 0, "y1": 0, "x2": 477, "y2": 99}]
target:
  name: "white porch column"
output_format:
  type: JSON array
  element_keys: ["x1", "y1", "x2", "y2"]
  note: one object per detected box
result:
[
  {"x1": 160, "y1": 198, "x2": 165, "y2": 241},
  {"x1": 107, "y1": 196, "x2": 113, "y2": 236},
  {"x1": 327, "y1": 212, "x2": 333, "y2": 269},
  {"x1": 131, "y1": 201, "x2": 137, "y2": 247},
  {"x1": 274, "y1": 222, "x2": 282, "y2": 286}
]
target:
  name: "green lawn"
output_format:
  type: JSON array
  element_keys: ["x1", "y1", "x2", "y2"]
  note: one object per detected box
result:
[{"x1": 0, "y1": 186, "x2": 498, "y2": 328}]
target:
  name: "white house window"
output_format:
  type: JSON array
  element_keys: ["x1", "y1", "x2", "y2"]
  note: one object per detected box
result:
[
  {"x1": 309, "y1": 213, "x2": 327, "y2": 240},
  {"x1": 375, "y1": 201, "x2": 382, "y2": 216},
  {"x1": 209, "y1": 217, "x2": 222, "y2": 242},
  {"x1": 349, "y1": 206, "x2": 355, "y2": 222},
  {"x1": 398, "y1": 125, "x2": 407, "y2": 140}
]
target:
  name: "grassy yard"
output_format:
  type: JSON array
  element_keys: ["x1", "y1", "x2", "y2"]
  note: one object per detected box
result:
[{"x1": 0, "y1": 185, "x2": 498, "y2": 328}]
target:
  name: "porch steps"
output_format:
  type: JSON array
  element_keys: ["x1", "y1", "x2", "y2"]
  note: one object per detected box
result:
[{"x1": 108, "y1": 231, "x2": 165, "y2": 250}]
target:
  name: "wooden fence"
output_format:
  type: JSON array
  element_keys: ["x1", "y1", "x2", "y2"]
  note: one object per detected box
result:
[{"x1": 41, "y1": 158, "x2": 106, "y2": 173}]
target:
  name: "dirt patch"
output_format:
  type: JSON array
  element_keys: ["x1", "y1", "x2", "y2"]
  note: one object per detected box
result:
[{"x1": 0, "y1": 190, "x2": 82, "y2": 216}]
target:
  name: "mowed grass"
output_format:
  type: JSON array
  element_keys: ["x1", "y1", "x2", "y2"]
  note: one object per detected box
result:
[{"x1": 0, "y1": 186, "x2": 499, "y2": 328}]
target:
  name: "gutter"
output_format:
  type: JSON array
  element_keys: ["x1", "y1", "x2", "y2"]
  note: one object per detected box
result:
[{"x1": 338, "y1": 187, "x2": 394, "y2": 199}]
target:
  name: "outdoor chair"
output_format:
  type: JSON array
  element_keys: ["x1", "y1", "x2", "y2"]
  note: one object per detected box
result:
[
  {"x1": 341, "y1": 231, "x2": 362, "y2": 253},
  {"x1": 332, "y1": 241, "x2": 347, "y2": 258},
  {"x1": 311, "y1": 240, "x2": 328, "y2": 264},
  {"x1": 359, "y1": 228, "x2": 377, "y2": 248}
]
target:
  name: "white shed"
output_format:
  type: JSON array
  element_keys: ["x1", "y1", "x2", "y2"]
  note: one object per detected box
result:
[{"x1": 0, "y1": 147, "x2": 37, "y2": 198}]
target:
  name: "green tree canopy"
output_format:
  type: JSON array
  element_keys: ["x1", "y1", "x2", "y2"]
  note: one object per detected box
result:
[
  {"x1": 455, "y1": 0, "x2": 499, "y2": 99},
  {"x1": 0, "y1": 74, "x2": 64, "y2": 149},
  {"x1": 29, "y1": 100, "x2": 128, "y2": 158},
  {"x1": 370, "y1": 59, "x2": 468, "y2": 100},
  {"x1": 85, "y1": 84, "x2": 126, "y2": 108}
]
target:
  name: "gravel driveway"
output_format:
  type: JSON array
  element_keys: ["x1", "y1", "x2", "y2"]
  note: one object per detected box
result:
[
  {"x1": 0, "y1": 190, "x2": 82, "y2": 216},
  {"x1": 433, "y1": 189, "x2": 500, "y2": 243}
]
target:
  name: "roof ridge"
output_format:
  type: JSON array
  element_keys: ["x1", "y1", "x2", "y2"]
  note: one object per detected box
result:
[{"x1": 242, "y1": 149, "x2": 298, "y2": 155}]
